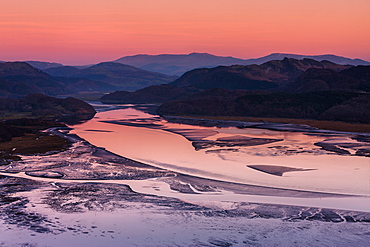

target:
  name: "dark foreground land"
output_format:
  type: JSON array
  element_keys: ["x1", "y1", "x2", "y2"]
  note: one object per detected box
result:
[
  {"x1": 0, "y1": 101, "x2": 370, "y2": 246},
  {"x1": 177, "y1": 115, "x2": 370, "y2": 133},
  {"x1": 0, "y1": 123, "x2": 369, "y2": 246}
]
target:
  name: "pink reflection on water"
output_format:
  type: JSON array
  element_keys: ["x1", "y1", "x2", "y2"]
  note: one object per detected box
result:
[{"x1": 71, "y1": 108, "x2": 370, "y2": 196}]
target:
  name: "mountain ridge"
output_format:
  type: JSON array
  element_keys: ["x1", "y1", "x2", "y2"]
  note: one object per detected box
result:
[
  {"x1": 170, "y1": 57, "x2": 352, "y2": 90},
  {"x1": 114, "y1": 52, "x2": 370, "y2": 76},
  {"x1": 101, "y1": 58, "x2": 368, "y2": 105},
  {"x1": 101, "y1": 58, "x2": 370, "y2": 124},
  {"x1": 44, "y1": 62, "x2": 178, "y2": 91}
]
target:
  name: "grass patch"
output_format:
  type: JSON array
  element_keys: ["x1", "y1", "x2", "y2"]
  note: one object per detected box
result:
[
  {"x1": 0, "y1": 112, "x2": 35, "y2": 120},
  {"x1": 0, "y1": 133, "x2": 72, "y2": 155},
  {"x1": 181, "y1": 115, "x2": 370, "y2": 133},
  {"x1": 59, "y1": 92, "x2": 106, "y2": 101}
]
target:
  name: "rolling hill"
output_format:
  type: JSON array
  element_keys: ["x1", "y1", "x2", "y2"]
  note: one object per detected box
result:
[
  {"x1": 248, "y1": 53, "x2": 370, "y2": 66},
  {"x1": 0, "y1": 62, "x2": 116, "y2": 97},
  {"x1": 0, "y1": 61, "x2": 179, "y2": 98},
  {"x1": 24, "y1": 61, "x2": 63, "y2": 70},
  {"x1": 45, "y1": 62, "x2": 178, "y2": 91},
  {"x1": 114, "y1": 52, "x2": 246, "y2": 76},
  {"x1": 0, "y1": 62, "x2": 69, "y2": 97},
  {"x1": 171, "y1": 58, "x2": 352, "y2": 90},
  {"x1": 102, "y1": 58, "x2": 370, "y2": 124},
  {"x1": 101, "y1": 58, "x2": 365, "y2": 104}
]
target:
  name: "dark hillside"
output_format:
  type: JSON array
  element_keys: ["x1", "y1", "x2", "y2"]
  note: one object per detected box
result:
[
  {"x1": 45, "y1": 62, "x2": 178, "y2": 91},
  {"x1": 0, "y1": 94, "x2": 96, "y2": 121},
  {"x1": 287, "y1": 68, "x2": 363, "y2": 93},
  {"x1": 171, "y1": 58, "x2": 351, "y2": 90},
  {"x1": 44, "y1": 66, "x2": 81, "y2": 77},
  {"x1": 340, "y1": 66, "x2": 370, "y2": 91},
  {"x1": 101, "y1": 84, "x2": 188, "y2": 103},
  {"x1": 81, "y1": 62, "x2": 178, "y2": 89},
  {"x1": 158, "y1": 91, "x2": 370, "y2": 123},
  {"x1": 0, "y1": 62, "x2": 69, "y2": 97},
  {"x1": 0, "y1": 94, "x2": 95, "y2": 146}
]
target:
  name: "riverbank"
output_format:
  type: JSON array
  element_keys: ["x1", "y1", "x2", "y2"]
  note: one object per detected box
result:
[
  {"x1": 0, "y1": 127, "x2": 370, "y2": 246},
  {"x1": 1, "y1": 106, "x2": 370, "y2": 246},
  {"x1": 176, "y1": 115, "x2": 370, "y2": 133}
]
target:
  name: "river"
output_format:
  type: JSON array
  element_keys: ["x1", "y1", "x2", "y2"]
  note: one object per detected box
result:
[
  {"x1": 1, "y1": 103, "x2": 370, "y2": 246},
  {"x1": 70, "y1": 104, "x2": 370, "y2": 198}
]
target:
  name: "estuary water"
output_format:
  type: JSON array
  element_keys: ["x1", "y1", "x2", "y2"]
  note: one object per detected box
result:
[
  {"x1": 70, "y1": 105, "x2": 370, "y2": 198},
  {"x1": 1, "y1": 104, "x2": 370, "y2": 247}
]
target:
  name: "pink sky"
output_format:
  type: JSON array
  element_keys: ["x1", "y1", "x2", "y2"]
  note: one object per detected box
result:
[{"x1": 1, "y1": 0, "x2": 369, "y2": 65}]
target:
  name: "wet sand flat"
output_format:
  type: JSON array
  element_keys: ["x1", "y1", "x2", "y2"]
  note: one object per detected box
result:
[
  {"x1": 72, "y1": 108, "x2": 370, "y2": 196},
  {"x1": 1, "y1": 105, "x2": 370, "y2": 246},
  {"x1": 247, "y1": 164, "x2": 317, "y2": 176}
]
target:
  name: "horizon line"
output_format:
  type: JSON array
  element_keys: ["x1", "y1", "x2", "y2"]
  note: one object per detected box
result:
[{"x1": 1, "y1": 52, "x2": 369, "y2": 66}]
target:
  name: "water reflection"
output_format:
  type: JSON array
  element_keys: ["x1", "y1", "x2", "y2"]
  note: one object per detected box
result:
[{"x1": 70, "y1": 106, "x2": 370, "y2": 196}]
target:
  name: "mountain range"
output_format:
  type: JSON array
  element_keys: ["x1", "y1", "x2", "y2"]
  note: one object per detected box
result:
[
  {"x1": 114, "y1": 52, "x2": 370, "y2": 76},
  {"x1": 0, "y1": 62, "x2": 177, "y2": 97},
  {"x1": 102, "y1": 57, "x2": 366, "y2": 103},
  {"x1": 0, "y1": 62, "x2": 70, "y2": 97},
  {"x1": 6, "y1": 52, "x2": 367, "y2": 77},
  {"x1": 101, "y1": 58, "x2": 370, "y2": 124},
  {"x1": 44, "y1": 62, "x2": 178, "y2": 91},
  {"x1": 171, "y1": 58, "x2": 352, "y2": 90},
  {"x1": 24, "y1": 61, "x2": 63, "y2": 70},
  {"x1": 1, "y1": 53, "x2": 369, "y2": 99}
]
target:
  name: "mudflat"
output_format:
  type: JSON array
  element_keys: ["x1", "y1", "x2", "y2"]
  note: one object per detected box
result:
[{"x1": 1, "y1": 113, "x2": 370, "y2": 246}]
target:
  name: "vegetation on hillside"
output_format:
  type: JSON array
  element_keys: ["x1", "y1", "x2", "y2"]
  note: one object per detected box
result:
[{"x1": 0, "y1": 94, "x2": 96, "y2": 119}]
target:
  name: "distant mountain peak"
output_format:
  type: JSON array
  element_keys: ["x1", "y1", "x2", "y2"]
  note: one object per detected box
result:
[
  {"x1": 188, "y1": 52, "x2": 214, "y2": 56},
  {"x1": 113, "y1": 52, "x2": 369, "y2": 76},
  {"x1": 258, "y1": 53, "x2": 369, "y2": 66},
  {"x1": 0, "y1": 61, "x2": 49, "y2": 77},
  {"x1": 89, "y1": 61, "x2": 137, "y2": 69},
  {"x1": 24, "y1": 61, "x2": 63, "y2": 70}
]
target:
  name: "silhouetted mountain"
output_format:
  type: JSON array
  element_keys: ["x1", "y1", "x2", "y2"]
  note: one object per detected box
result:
[
  {"x1": 157, "y1": 90, "x2": 370, "y2": 123},
  {"x1": 57, "y1": 77, "x2": 117, "y2": 92},
  {"x1": 340, "y1": 66, "x2": 370, "y2": 91},
  {"x1": 0, "y1": 62, "x2": 69, "y2": 97},
  {"x1": 100, "y1": 57, "x2": 370, "y2": 123},
  {"x1": 25, "y1": 61, "x2": 63, "y2": 70},
  {"x1": 101, "y1": 84, "x2": 189, "y2": 104},
  {"x1": 171, "y1": 67, "x2": 278, "y2": 90},
  {"x1": 100, "y1": 59, "x2": 369, "y2": 104},
  {"x1": 0, "y1": 62, "x2": 120, "y2": 97},
  {"x1": 248, "y1": 53, "x2": 370, "y2": 66},
  {"x1": 155, "y1": 62, "x2": 370, "y2": 124},
  {"x1": 288, "y1": 68, "x2": 368, "y2": 93},
  {"x1": 114, "y1": 52, "x2": 369, "y2": 76},
  {"x1": 44, "y1": 66, "x2": 81, "y2": 77},
  {"x1": 171, "y1": 58, "x2": 351, "y2": 90},
  {"x1": 45, "y1": 62, "x2": 178, "y2": 91},
  {"x1": 114, "y1": 53, "x2": 247, "y2": 76},
  {"x1": 0, "y1": 61, "x2": 178, "y2": 98},
  {"x1": 100, "y1": 85, "x2": 255, "y2": 104},
  {"x1": 101, "y1": 60, "x2": 370, "y2": 105},
  {"x1": 44, "y1": 66, "x2": 117, "y2": 92},
  {"x1": 318, "y1": 94, "x2": 370, "y2": 123},
  {"x1": 0, "y1": 93, "x2": 96, "y2": 122}
]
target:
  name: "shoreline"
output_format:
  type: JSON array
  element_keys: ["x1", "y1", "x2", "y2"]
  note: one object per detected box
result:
[
  {"x1": 165, "y1": 115, "x2": 370, "y2": 134},
  {"x1": 1, "y1": 127, "x2": 369, "y2": 202},
  {"x1": 1, "y1": 117, "x2": 370, "y2": 246}
]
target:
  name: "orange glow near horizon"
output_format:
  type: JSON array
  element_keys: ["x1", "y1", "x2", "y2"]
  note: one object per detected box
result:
[{"x1": 1, "y1": 0, "x2": 369, "y2": 65}]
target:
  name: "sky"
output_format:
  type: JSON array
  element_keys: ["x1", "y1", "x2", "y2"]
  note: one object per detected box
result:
[{"x1": 1, "y1": 0, "x2": 369, "y2": 65}]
